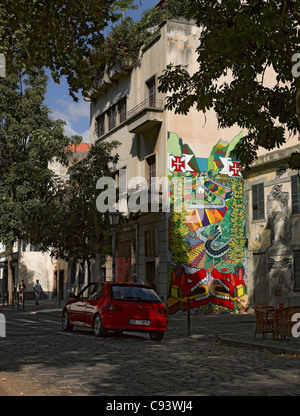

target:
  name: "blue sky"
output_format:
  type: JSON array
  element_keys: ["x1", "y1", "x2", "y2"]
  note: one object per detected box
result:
[{"x1": 45, "y1": 0, "x2": 159, "y2": 144}]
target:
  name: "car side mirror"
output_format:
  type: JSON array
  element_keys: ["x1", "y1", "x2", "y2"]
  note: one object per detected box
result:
[{"x1": 69, "y1": 293, "x2": 77, "y2": 299}]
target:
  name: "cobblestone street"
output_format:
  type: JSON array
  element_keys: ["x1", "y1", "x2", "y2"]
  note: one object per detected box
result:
[{"x1": 0, "y1": 305, "x2": 300, "y2": 397}]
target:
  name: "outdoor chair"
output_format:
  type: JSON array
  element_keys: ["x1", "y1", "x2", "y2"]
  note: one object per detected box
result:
[
  {"x1": 274, "y1": 306, "x2": 300, "y2": 340},
  {"x1": 254, "y1": 306, "x2": 276, "y2": 339}
]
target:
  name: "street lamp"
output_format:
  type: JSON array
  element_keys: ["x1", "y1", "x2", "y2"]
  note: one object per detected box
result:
[{"x1": 109, "y1": 211, "x2": 120, "y2": 282}]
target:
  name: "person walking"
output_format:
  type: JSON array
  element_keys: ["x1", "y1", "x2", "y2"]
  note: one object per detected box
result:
[
  {"x1": 18, "y1": 279, "x2": 26, "y2": 302},
  {"x1": 33, "y1": 280, "x2": 42, "y2": 305}
]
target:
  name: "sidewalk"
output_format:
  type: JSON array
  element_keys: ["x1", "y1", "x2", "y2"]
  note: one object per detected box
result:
[{"x1": 1, "y1": 300, "x2": 300, "y2": 356}]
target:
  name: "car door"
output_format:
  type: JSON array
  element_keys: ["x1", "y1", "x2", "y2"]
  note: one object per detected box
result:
[
  {"x1": 68, "y1": 283, "x2": 96, "y2": 326},
  {"x1": 84, "y1": 283, "x2": 104, "y2": 327}
]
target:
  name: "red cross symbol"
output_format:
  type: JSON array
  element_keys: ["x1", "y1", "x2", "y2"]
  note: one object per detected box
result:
[
  {"x1": 171, "y1": 156, "x2": 185, "y2": 172},
  {"x1": 229, "y1": 162, "x2": 242, "y2": 177}
]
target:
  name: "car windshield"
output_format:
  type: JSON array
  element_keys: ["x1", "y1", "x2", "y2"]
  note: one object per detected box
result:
[{"x1": 110, "y1": 285, "x2": 162, "y2": 303}]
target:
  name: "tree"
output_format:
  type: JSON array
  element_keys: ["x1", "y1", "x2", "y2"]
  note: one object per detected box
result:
[
  {"x1": 158, "y1": 0, "x2": 300, "y2": 169},
  {"x1": 40, "y1": 141, "x2": 121, "y2": 282},
  {"x1": 95, "y1": 0, "x2": 194, "y2": 70},
  {"x1": 0, "y1": 70, "x2": 74, "y2": 302},
  {"x1": 0, "y1": 0, "x2": 136, "y2": 99}
]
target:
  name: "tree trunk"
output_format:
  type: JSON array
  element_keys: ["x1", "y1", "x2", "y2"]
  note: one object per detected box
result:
[
  {"x1": 87, "y1": 259, "x2": 91, "y2": 284},
  {"x1": 7, "y1": 252, "x2": 13, "y2": 305}
]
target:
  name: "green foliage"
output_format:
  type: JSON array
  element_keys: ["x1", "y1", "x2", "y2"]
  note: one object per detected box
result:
[
  {"x1": 289, "y1": 151, "x2": 300, "y2": 172},
  {"x1": 0, "y1": 0, "x2": 136, "y2": 99},
  {"x1": 41, "y1": 141, "x2": 121, "y2": 264},
  {"x1": 159, "y1": 0, "x2": 300, "y2": 169},
  {"x1": 0, "y1": 70, "x2": 74, "y2": 250},
  {"x1": 97, "y1": 0, "x2": 193, "y2": 68}
]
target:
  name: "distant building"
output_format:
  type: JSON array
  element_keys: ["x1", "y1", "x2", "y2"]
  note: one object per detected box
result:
[{"x1": 0, "y1": 143, "x2": 93, "y2": 303}]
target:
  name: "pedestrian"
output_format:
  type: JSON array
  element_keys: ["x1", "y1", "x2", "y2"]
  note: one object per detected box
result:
[
  {"x1": 33, "y1": 279, "x2": 42, "y2": 305},
  {"x1": 130, "y1": 273, "x2": 144, "y2": 284},
  {"x1": 18, "y1": 279, "x2": 26, "y2": 302}
]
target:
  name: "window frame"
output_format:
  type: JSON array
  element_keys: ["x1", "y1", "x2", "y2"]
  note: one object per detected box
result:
[
  {"x1": 96, "y1": 113, "x2": 105, "y2": 138},
  {"x1": 147, "y1": 77, "x2": 156, "y2": 107},
  {"x1": 291, "y1": 175, "x2": 300, "y2": 215},
  {"x1": 107, "y1": 104, "x2": 117, "y2": 131},
  {"x1": 252, "y1": 183, "x2": 265, "y2": 221},
  {"x1": 118, "y1": 97, "x2": 127, "y2": 124},
  {"x1": 294, "y1": 251, "x2": 300, "y2": 292}
]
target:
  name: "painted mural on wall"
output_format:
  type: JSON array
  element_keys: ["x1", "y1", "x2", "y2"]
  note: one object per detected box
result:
[{"x1": 167, "y1": 132, "x2": 247, "y2": 315}]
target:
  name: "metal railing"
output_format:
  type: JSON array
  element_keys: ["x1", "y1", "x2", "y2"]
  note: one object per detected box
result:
[{"x1": 127, "y1": 98, "x2": 163, "y2": 118}]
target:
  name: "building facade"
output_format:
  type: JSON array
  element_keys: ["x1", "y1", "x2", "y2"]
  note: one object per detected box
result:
[
  {"x1": 90, "y1": 13, "x2": 300, "y2": 314},
  {"x1": 245, "y1": 144, "x2": 300, "y2": 308},
  {"x1": 90, "y1": 18, "x2": 249, "y2": 312}
]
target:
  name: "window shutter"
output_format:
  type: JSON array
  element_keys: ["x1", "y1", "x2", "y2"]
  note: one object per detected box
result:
[
  {"x1": 291, "y1": 176, "x2": 300, "y2": 215},
  {"x1": 294, "y1": 252, "x2": 300, "y2": 291},
  {"x1": 252, "y1": 183, "x2": 264, "y2": 220}
]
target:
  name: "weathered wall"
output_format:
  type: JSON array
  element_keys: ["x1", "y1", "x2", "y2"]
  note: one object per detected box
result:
[{"x1": 246, "y1": 145, "x2": 300, "y2": 307}]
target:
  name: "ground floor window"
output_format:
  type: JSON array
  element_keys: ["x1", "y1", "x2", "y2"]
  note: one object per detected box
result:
[{"x1": 294, "y1": 252, "x2": 300, "y2": 291}]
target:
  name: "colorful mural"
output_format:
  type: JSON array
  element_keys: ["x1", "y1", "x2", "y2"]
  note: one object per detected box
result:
[{"x1": 167, "y1": 132, "x2": 247, "y2": 315}]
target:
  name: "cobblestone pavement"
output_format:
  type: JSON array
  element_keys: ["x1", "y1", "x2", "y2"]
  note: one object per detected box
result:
[{"x1": 0, "y1": 301, "x2": 300, "y2": 396}]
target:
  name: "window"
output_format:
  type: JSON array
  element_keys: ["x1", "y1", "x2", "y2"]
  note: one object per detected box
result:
[
  {"x1": 108, "y1": 104, "x2": 117, "y2": 131},
  {"x1": 147, "y1": 77, "x2": 156, "y2": 107},
  {"x1": 97, "y1": 97, "x2": 126, "y2": 137},
  {"x1": 118, "y1": 97, "x2": 127, "y2": 124},
  {"x1": 291, "y1": 175, "x2": 300, "y2": 215},
  {"x1": 144, "y1": 229, "x2": 156, "y2": 257},
  {"x1": 119, "y1": 167, "x2": 127, "y2": 197},
  {"x1": 294, "y1": 252, "x2": 300, "y2": 291},
  {"x1": 146, "y1": 154, "x2": 156, "y2": 184},
  {"x1": 96, "y1": 114, "x2": 105, "y2": 137},
  {"x1": 252, "y1": 183, "x2": 265, "y2": 220},
  {"x1": 78, "y1": 283, "x2": 96, "y2": 299}
]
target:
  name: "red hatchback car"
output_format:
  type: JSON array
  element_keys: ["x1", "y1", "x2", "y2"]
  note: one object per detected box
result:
[{"x1": 62, "y1": 282, "x2": 168, "y2": 341}]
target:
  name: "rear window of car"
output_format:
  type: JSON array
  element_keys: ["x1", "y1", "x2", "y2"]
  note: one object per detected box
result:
[{"x1": 110, "y1": 285, "x2": 161, "y2": 303}]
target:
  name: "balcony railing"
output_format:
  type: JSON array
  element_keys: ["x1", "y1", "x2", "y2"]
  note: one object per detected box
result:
[{"x1": 127, "y1": 99, "x2": 164, "y2": 119}]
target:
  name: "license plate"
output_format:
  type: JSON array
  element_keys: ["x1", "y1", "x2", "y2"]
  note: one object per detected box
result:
[{"x1": 129, "y1": 319, "x2": 150, "y2": 326}]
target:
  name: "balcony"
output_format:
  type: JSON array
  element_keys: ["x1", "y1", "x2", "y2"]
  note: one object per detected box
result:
[
  {"x1": 127, "y1": 99, "x2": 164, "y2": 134},
  {"x1": 86, "y1": 58, "x2": 134, "y2": 101}
]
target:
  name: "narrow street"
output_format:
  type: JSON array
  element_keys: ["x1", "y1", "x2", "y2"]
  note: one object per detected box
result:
[{"x1": 0, "y1": 310, "x2": 300, "y2": 397}]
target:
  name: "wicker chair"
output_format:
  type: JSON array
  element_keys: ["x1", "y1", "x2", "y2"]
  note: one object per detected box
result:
[
  {"x1": 254, "y1": 306, "x2": 276, "y2": 339},
  {"x1": 274, "y1": 307, "x2": 300, "y2": 340}
]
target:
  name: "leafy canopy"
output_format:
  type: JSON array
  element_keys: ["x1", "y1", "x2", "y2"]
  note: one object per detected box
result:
[
  {"x1": 40, "y1": 141, "x2": 120, "y2": 265},
  {"x1": 95, "y1": 0, "x2": 194, "y2": 70},
  {"x1": 158, "y1": 0, "x2": 300, "y2": 169},
  {"x1": 0, "y1": 0, "x2": 136, "y2": 99},
  {"x1": 0, "y1": 70, "x2": 75, "y2": 249}
]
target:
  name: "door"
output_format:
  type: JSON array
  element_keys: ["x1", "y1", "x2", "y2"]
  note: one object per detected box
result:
[
  {"x1": 58, "y1": 270, "x2": 64, "y2": 301},
  {"x1": 85, "y1": 283, "x2": 104, "y2": 326},
  {"x1": 146, "y1": 261, "x2": 156, "y2": 291},
  {"x1": 68, "y1": 283, "x2": 96, "y2": 325}
]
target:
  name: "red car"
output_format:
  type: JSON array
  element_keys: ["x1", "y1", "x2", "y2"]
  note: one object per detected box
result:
[{"x1": 62, "y1": 282, "x2": 168, "y2": 341}]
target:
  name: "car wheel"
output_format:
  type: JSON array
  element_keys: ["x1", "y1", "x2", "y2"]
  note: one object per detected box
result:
[
  {"x1": 62, "y1": 309, "x2": 74, "y2": 331},
  {"x1": 149, "y1": 331, "x2": 164, "y2": 341},
  {"x1": 93, "y1": 314, "x2": 107, "y2": 337}
]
